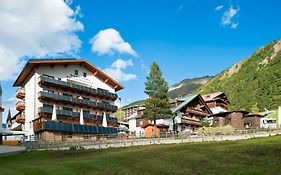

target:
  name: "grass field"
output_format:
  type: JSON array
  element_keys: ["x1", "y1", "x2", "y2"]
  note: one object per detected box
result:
[{"x1": 1, "y1": 136, "x2": 281, "y2": 175}]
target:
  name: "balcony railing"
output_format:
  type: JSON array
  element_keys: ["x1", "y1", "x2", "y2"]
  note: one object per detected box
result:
[
  {"x1": 38, "y1": 76, "x2": 118, "y2": 100},
  {"x1": 16, "y1": 88, "x2": 25, "y2": 99},
  {"x1": 15, "y1": 112, "x2": 25, "y2": 123},
  {"x1": 181, "y1": 118, "x2": 202, "y2": 126},
  {"x1": 38, "y1": 107, "x2": 118, "y2": 122},
  {"x1": 186, "y1": 108, "x2": 209, "y2": 116},
  {"x1": 36, "y1": 120, "x2": 118, "y2": 134},
  {"x1": 38, "y1": 91, "x2": 118, "y2": 112},
  {"x1": 16, "y1": 101, "x2": 25, "y2": 111}
]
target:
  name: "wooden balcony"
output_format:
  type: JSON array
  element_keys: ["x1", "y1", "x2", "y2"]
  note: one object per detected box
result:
[
  {"x1": 181, "y1": 118, "x2": 202, "y2": 126},
  {"x1": 186, "y1": 108, "x2": 209, "y2": 117},
  {"x1": 216, "y1": 102, "x2": 229, "y2": 109},
  {"x1": 38, "y1": 76, "x2": 118, "y2": 101},
  {"x1": 15, "y1": 112, "x2": 25, "y2": 123},
  {"x1": 16, "y1": 101, "x2": 25, "y2": 111},
  {"x1": 16, "y1": 88, "x2": 25, "y2": 99},
  {"x1": 38, "y1": 91, "x2": 118, "y2": 112}
]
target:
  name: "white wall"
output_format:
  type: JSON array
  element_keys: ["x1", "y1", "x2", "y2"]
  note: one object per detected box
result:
[
  {"x1": 20, "y1": 64, "x2": 120, "y2": 140},
  {"x1": 277, "y1": 106, "x2": 281, "y2": 128},
  {"x1": 0, "y1": 91, "x2": 2, "y2": 130},
  {"x1": 210, "y1": 106, "x2": 227, "y2": 114},
  {"x1": 23, "y1": 73, "x2": 37, "y2": 140},
  {"x1": 36, "y1": 65, "x2": 115, "y2": 93},
  {"x1": 129, "y1": 118, "x2": 136, "y2": 132}
]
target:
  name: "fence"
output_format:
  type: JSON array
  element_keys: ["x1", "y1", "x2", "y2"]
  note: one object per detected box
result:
[{"x1": 23, "y1": 128, "x2": 281, "y2": 150}]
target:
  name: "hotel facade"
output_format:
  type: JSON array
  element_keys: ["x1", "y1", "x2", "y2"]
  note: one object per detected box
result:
[{"x1": 13, "y1": 59, "x2": 123, "y2": 141}]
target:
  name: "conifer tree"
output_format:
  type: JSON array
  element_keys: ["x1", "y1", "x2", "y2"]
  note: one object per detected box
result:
[{"x1": 144, "y1": 61, "x2": 172, "y2": 136}]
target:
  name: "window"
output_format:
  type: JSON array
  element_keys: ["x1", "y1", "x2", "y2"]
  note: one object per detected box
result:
[
  {"x1": 83, "y1": 72, "x2": 87, "y2": 77},
  {"x1": 82, "y1": 97, "x2": 90, "y2": 101},
  {"x1": 84, "y1": 134, "x2": 90, "y2": 140},
  {"x1": 43, "y1": 104, "x2": 54, "y2": 109},
  {"x1": 43, "y1": 74, "x2": 54, "y2": 79},
  {"x1": 63, "y1": 107, "x2": 73, "y2": 112},
  {"x1": 75, "y1": 70, "x2": 78, "y2": 76},
  {"x1": 67, "y1": 133, "x2": 73, "y2": 138},
  {"x1": 83, "y1": 110, "x2": 90, "y2": 114},
  {"x1": 43, "y1": 89, "x2": 54, "y2": 94},
  {"x1": 63, "y1": 93, "x2": 73, "y2": 97}
]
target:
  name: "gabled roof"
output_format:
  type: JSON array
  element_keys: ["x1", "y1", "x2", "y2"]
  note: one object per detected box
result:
[
  {"x1": 171, "y1": 94, "x2": 199, "y2": 113},
  {"x1": 202, "y1": 92, "x2": 225, "y2": 101},
  {"x1": 13, "y1": 59, "x2": 124, "y2": 91},
  {"x1": 6, "y1": 109, "x2": 12, "y2": 124},
  {"x1": 124, "y1": 113, "x2": 141, "y2": 121},
  {"x1": 141, "y1": 123, "x2": 169, "y2": 128},
  {"x1": 208, "y1": 110, "x2": 249, "y2": 117}
]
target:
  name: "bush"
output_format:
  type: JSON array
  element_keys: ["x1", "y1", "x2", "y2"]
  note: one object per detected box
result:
[
  {"x1": 69, "y1": 146, "x2": 85, "y2": 151},
  {"x1": 69, "y1": 146, "x2": 78, "y2": 151},
  {"x1": 198, "y1": 125, "x2": 234, "y2": 136}
]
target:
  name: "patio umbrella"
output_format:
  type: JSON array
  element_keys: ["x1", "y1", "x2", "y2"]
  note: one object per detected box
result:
[
  {"x1": 51, "y1": 104, "x2": 57, "y2": 121},
  {"x1": 80, "y1": 108, "x2": 84, "y2": 125},
  {"x1": 102, "y1": 113, "x2": 108, "y2": 127}
]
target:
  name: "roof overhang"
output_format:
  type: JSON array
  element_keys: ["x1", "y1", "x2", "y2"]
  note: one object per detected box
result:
[
  {"x1": 208, "y1": 110, "x2": 249, "y2": 117},
  {"x1": 13, "y1": 59, "x2": 124, "y2": 91}
]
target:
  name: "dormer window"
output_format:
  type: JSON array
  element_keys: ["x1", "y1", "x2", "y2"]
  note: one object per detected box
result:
[{"x1": 75, "y1": 70, "x2": 78, "y2": 76}]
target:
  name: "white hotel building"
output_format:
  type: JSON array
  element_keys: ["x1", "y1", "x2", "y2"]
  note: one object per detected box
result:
[{"x1": 13, "y1": 59, "x2": 123, "y2": 141}]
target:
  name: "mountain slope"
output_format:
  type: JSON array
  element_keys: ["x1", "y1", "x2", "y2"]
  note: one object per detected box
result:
[
  {"x1": 168, "y1": 76, "x2": 213, "y2": 99},
  {"x1": 122, "y1": 76, "x2": 212, "y2": 109},
  {"x1": 197, "y1": 40, "x2": 281, "y2": 111}
]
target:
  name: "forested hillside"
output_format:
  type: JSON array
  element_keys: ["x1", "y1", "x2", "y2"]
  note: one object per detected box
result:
[{"x1": 197, "y1": 40, "x2": 281, "y2": 111}]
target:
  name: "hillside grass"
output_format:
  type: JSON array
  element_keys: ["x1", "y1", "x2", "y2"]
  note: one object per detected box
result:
[
  {"x1": 198, "y1": 40, "x2": 281, "y2": 111},
  {"x1": 1, "y1": 135, "x2": 281, "y2": 175}
]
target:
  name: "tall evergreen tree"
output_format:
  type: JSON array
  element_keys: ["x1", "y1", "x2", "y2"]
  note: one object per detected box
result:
[{"x1": 144, "y1": 61, "x2": 172, "y2": 136}]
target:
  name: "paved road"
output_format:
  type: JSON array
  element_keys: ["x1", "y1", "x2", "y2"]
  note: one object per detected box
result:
[{"x1": 0, "y1": 145, "x2": 26, "y2": 156}]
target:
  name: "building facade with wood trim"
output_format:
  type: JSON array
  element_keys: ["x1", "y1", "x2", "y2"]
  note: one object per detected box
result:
[
  {"x1": 124, "y1": 94, "x2": 213, "y2": 136},
  {"x1": 12, "y1": 59, "x2": 123, "y2": 141},
  {"x1": 202, "y1": 92, "x2": 230, "y2": 114}
]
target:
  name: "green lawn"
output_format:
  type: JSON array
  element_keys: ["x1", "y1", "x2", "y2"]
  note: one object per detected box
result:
[{"x1": 1, "y1": 136, "x2": 281, "y2": 175}]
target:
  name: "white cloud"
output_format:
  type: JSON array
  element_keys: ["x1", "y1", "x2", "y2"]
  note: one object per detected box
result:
[
  {"x1": 215, "y1": 5, "x2": 224, "y2": 11},
  {"x1": 90, "y1": 28, "x2": 137, "y2": 56},
  {"x1": 176, "y1": 4, "x2": 184, "y2": 12},
  {"x1": 2, "y1": 97, "x2": 17, "y2": 123},
  {"x1": 231, "y1": 22, "x2": 239, "y2": 29},
  {"x1": 65, "y1": 0, "x2": 73, "y2": 6},
  {"x1": 220, "y1": 5, "x2": 240, "y2": 28},
  {"x1": 103, "y1": 59, "x2": 137, "y2": 82},
  {"x1": 0, "y1": 0, "x2": 83, "y2": 80}
]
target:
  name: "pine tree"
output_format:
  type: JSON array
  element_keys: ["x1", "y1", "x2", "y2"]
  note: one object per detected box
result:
[{"x1": 144, "y1": 61, "x2": 172, "y2": 136}]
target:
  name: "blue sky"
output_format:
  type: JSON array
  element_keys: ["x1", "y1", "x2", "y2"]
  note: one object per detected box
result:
[{"x1": 1, "y1": 0, "x2": 281, "y2": 121}]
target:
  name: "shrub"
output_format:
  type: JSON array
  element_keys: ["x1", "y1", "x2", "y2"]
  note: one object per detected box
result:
[{"x1": 198, "y1": 125, "x2": 234, "y2": 136}]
